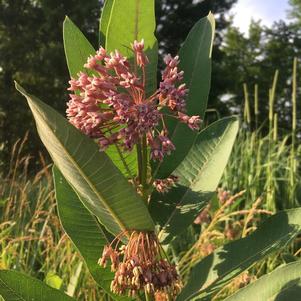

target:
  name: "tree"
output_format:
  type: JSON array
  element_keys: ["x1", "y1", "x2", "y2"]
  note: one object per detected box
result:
[
  {"x1": 155, "y1": 0, "x2": 237, "y2": 55},
  {"x1": 288, "y1": 0, "x2": 301, "y2": 23},
  {"x1": 220, "y1": 19, "x2": 301, "y2": 133},
  {"x1": 0, "y1": 0, "x2": 100, "y2": 172}
]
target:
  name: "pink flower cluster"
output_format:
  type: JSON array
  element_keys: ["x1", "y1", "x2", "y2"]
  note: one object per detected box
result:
[
  {"x1": 153, "y1": 175, "x2": 178, "y2": 193},
  {"x1": 66, "y1": 40, "x2": 201, "y2": 161}
]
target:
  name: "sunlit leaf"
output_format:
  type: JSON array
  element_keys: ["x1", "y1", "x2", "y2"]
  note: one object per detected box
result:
[
  {"x1": 63, "y1": 16, "x2": 95, "y2": 78},
  {"x1": 150, "y1": 117, "x2": 239, "y2": 244},
  {"x1": 99, "y1": 0, "x2": 114, "y2": 46},
  {"x1": 177, "y1": 208, "x2": 301, "y2": 301},
  {"x1": 153, "y1": 12, "x2": 215, "y2": 179},
  {"x1": 45, "y1": 272, "x2": 63, "y2": 290},
  {"x1": 225, "y1": 260, "x2": 301, "y2": 301},
  {"x1": 105, "y1": 0, "x2": 158, "y2": 96}
]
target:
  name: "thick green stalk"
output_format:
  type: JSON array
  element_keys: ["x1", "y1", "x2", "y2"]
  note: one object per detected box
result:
[
  {"x1": 141, "y1": 135, "x2": 148, "y2": 190},
  {"x1": 137, "y1": 135, "x2": 149, "y2": 199},
  {"x1": 137, "y1": 142, "x2": 143, "y2": 185}
]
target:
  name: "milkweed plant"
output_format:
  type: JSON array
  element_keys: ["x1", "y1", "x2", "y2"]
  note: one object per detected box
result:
[{"x1": 1, "y1": 1, "x2": 301, "y2": 301}]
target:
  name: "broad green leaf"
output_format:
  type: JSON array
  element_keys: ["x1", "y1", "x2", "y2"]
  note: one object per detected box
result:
[
  {"x1": 53, "y1": 166, "x2": 129, "y2": 300},
  {"x1": 224, "y1": 261, "x2": 301, "y2": 301},
  {"x1": 63, "y1": 16, "x2": 137, "y2": 179},
  {"x1": 63, "y1": 16, "x2": 95, "y2": 78},
  {"x1": 177, "y1": 208, "x2": 301, "y2": 301},
  {"x1": 99, "y1": 0, "x2": 114, "y2": 46},
  {"x1": 16, "y1": 82, "x2": 154, "y2": 237},
  {"x1": 150, "y1": 116, "x2": 239, "y2": 244},
  {"x1": 153, "y1": 12, "x2": 215, "y2": 179},
  {"x1": 0, "y1": 270, "x2": 74, "y2": 301},
  {"x1": 105, "y1": 0, "x2": 158, "y2": 96},
  {"x1": 104, "y1": 0, "x2": 158, "y2": 177}
]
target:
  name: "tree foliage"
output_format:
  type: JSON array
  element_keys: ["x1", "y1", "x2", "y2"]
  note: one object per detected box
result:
[
  {"x1": 221, "y1": 19, "x2": 301, "y2": 132},
  {"x1": 0, "y1": 0, "x2": 100, "y2": 172}
]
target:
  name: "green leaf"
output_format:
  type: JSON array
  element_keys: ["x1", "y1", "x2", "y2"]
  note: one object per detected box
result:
[
  {"x1": 153, "y1": 12, "x2": 215, "y2": 179},
  {"x1": 224, "y1": 261, "x2": 301, "y2": 301},
  {"x1": 16, "y1": 82, "x2": 154, "y2": 237},
  {"x1": 45, "y1": 272, "x2": 63, "y2": 290},
  {"x1": 63, "y1": 16, "x2": 95, "y2": 78},
  {"x1": 103, "y1": 0, "x2": 158, "y2": 180},
  {"x1": 99, "y1": 0, "x2": 114, "y2": 46},
  {"x1": 105, "y1": 144, "x2": 138, "y2": 181},
  {"x1": 105, "y1": 0, "x2": 158, "y2": 96},
  {"x1": 63, "y1": 16, "x2": 136, "y2": 179},
  {"x1": 53, "y1": 166, "x2": 129, "y2": 300},
  {"x1": 177, "y1": 208, "x2": 301, "y2": 301},
  {"x1": 150, "y1": 116, "x2": 239, "y2": 244},
  {"x1": 0, "y1": 270, "x2": 74, "y2": 301}
]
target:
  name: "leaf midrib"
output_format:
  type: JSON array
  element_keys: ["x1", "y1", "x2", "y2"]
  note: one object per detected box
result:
[{"x1": 28, "y1": 97, "x2": 130, "y2": 237}]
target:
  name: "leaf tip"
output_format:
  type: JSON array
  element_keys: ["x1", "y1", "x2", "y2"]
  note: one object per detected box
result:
[
  {"x1": 64, "y1": 15, "x2": 70, "y2": 23},
  {"x1": 14, "y1": 81, "x2": 25, "y2": 96}
]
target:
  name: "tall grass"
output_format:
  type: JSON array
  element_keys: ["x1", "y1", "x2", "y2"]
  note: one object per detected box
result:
[
  {"x1": 222, "y1": 58, "x2": 300, "y2": 211},
  {"x1": 0, "y1": 135, "x2": 104, "y2": 301}
]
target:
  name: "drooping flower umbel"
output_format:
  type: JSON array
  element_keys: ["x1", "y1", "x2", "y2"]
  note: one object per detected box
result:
[
  {"x1": 99, "y1": 231, "x2": 182, "y2": 299},
  {"x1": 66, "y1": 40, "x2": 201, "y2": 162}
]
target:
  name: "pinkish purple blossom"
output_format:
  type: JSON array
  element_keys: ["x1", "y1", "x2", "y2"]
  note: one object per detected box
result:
[
  {"x1": 153, "y1": 175, "x2": 178, "y2": 193},
  {"x1": 66, "y1": 39, "x2": 201, "y2": 160}
]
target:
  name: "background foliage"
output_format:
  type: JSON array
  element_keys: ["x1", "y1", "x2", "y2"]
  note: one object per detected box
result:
[{"x1": 1, "y1": 0, "x2": 301, "y2": 172}]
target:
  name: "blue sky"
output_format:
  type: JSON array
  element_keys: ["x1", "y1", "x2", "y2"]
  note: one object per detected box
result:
[{"x1": 232, "y1": 0, "x2": 290, "y2": 34}]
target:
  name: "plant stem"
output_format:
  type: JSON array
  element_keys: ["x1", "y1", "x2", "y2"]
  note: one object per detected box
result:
[
  {"x1": 144, "y1": 289, "x2": 154, "y2": 301},
  {"x1": 137, "y1": 135, "x2": 148, "y2": 198},
  {"x1": 137, "y1": 142, "x2": 143, "y2": 185},
  {"x1": 141, "y1": 135, "x2": 148, "y2": 189}
]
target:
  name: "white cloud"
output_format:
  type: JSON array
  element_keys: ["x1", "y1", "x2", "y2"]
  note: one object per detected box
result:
[{"x1": 232, "y1": 0, "x2": 289, "y2": 35}]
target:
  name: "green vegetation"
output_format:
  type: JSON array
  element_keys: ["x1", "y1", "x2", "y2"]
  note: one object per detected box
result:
[
  {"x1": 1, "y1": 133, "x2": 301, "y2": 300},
  {"x1": 222, "y1": 59, "x2": 300, "y2": 212},
  {"x1": 1, "y1": 1, "x2": 301, "y2": 300}
]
